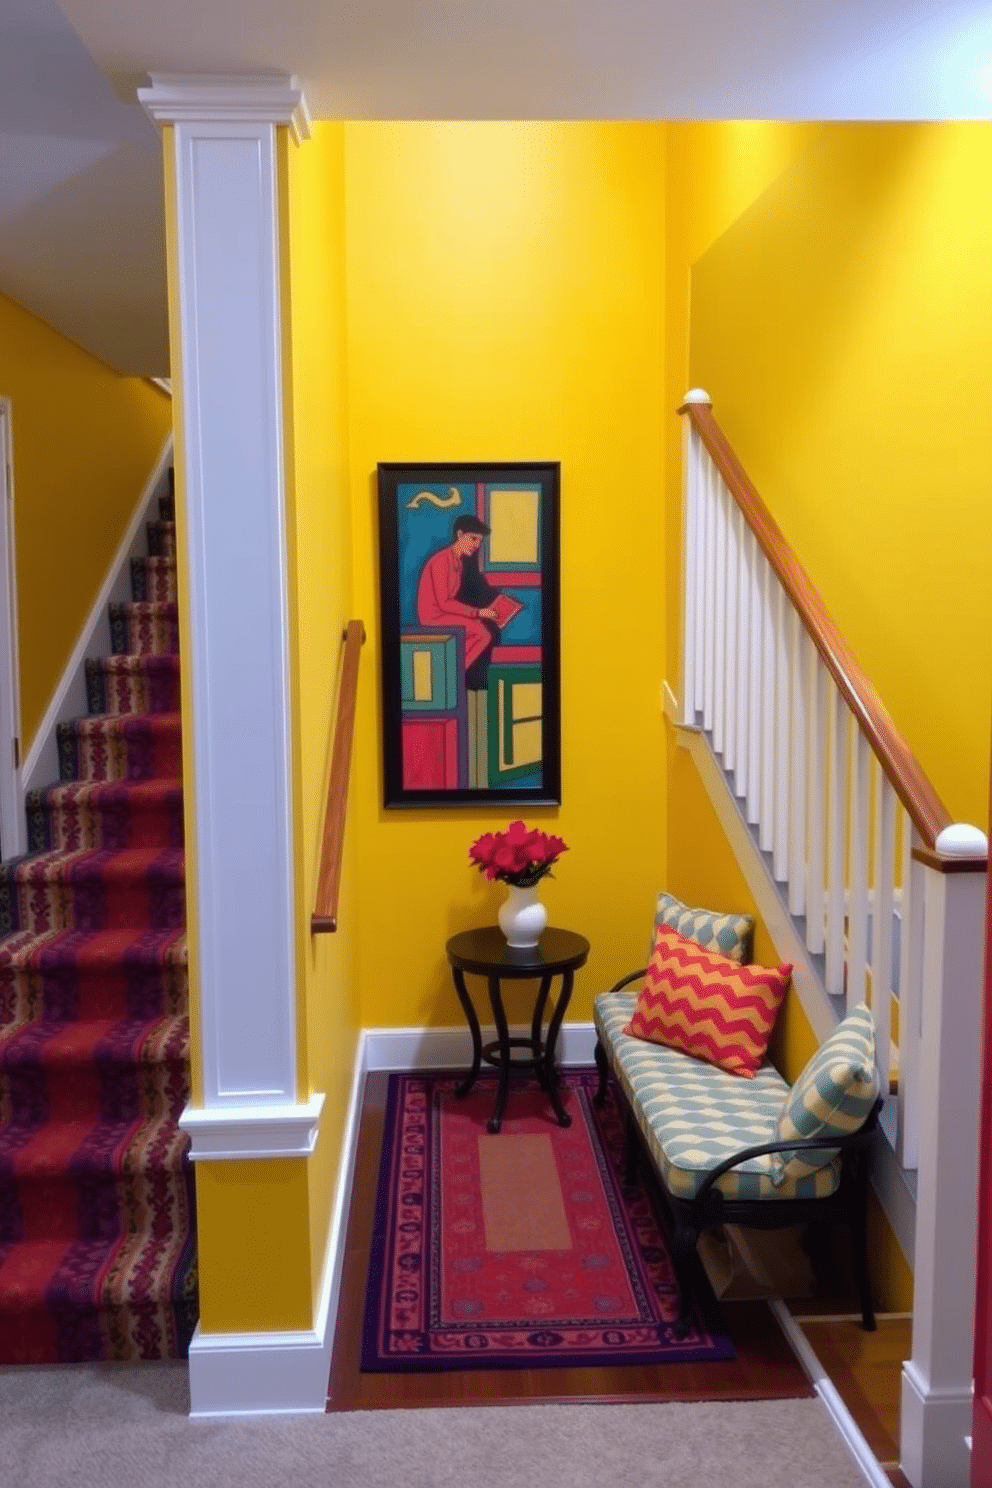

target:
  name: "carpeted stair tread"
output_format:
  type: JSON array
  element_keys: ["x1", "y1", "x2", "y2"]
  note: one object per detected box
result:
[
  {"x1": 130, "y1": 555, "x2": 177, "y2": 603},
  {"x1": 108, "y1": 601, "x2": 179, "y2": 657},
  {"x1": 0, "y1": 1228, "x2": 197, "y2": 1362},
  {"x1": 0, "y1": 847, "x2": 185, "y2": 936},
  {"x1": 85, "y1": 654, "x2": 180, "y2": 717},
  {"x1": 58, "y1": 712, "x2": 182, "y2": 784},
  {"x1": 0, "y1": 927, "x2": 188, "y2": 1024},
  {"x1": 26, "y1": 778, "x2": 185, "y2": 853}
]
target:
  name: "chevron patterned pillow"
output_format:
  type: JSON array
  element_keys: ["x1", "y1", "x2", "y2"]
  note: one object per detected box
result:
[{"x1": 624, "y1": 925, "x2": 792, "y2": 1078}]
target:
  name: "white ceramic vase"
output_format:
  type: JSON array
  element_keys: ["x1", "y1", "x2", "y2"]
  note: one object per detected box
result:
[{"x1": 497, "y1": 884, "x2": 548, "y2": 949}]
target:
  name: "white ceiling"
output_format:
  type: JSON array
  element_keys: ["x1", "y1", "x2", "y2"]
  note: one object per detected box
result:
[{"x1": 0, "y1": 0, "x2": 989, "y2": 377}]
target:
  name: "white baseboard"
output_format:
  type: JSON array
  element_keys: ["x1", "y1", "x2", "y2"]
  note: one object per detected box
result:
[
  {"x1": 187, "y1": 1031, "x2": 369, "y2": 1416},
  {"x1": 187, "y1": 1020, "x2": 598, "y2": 1415},
  {"x1": 900, "y1": 1359, "x2": 973, "y2": 1488},
  {"x1": 362, "y1": 1021, "x2": 597, "y2": 1071}
]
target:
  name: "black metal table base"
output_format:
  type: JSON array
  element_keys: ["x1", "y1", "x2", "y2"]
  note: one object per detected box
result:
[{"x1": 446, "y1": 927, "x2": 590, "y2": 1133}]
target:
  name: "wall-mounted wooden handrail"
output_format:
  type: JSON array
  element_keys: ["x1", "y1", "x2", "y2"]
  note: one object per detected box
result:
[
  {"x1": 679, "y1": 398, "x2": 954, "y2": 851},
  {"x1": 312, "y1": 620, "x2": 365, "y2": 934}
]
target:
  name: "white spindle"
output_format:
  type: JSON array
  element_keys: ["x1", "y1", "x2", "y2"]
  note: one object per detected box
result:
[
  {"x1": 711, "y1": 477, "x2": 728, "y2": 754},
  {"x1": 824, "y1": 680, "x2": 846, "y2": 996},
  {"x1": 702, "y1": 454, "x2": 717, "y2": 733},
  {"x1": 806, "y1": 641, "x2": 826, "y2": 955},
  {"x1": 772, "y1": 585, "x2": 790, "y2": 882},
  {"x1": 787, "y1": 608, "x2": 806, "y2": 916},
  {"x1": 897, "y1": 820, "x2": 924, "y2": 1170},
  {"x1": 847, "y1": 727, "x2": 870, "y2": 1010},
  {"x1": 692, "y1": 437, "x2": 706, "y2": 720},
  {"x1": 734, "y1": 519, "x2": 749, "y2": 799},
  {"x1": 746, "y1": 538, "x2": 763, "y2": 826},
  {"x1": 871, "y1": 771, "x2": 896, "y2": 1096},
  {"x1": 759, "y1": 567, "x2": 776, "y2": 852},
  {"x1": 722, "y1": 500, "x2": 740, "y2": 773}
]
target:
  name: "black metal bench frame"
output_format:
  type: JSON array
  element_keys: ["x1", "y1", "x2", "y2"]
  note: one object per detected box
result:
[{"x1": 593, "y1": 973, "x2": 884, "y2": 1339}]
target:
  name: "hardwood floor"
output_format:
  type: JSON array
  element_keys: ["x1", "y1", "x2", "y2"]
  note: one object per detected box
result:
[{"x1": 327, "y1": 1072, "x2": 811, "y2": 1411}]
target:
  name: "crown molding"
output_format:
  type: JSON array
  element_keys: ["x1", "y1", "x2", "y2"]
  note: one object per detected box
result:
[{"x1": 138, "y1": 73, "x2": 312, "y2": 142}]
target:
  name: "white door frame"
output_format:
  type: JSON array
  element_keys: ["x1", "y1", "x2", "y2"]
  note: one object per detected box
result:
[{"x1": 0, "y1": 400, "x2": 23, "y2": 860}]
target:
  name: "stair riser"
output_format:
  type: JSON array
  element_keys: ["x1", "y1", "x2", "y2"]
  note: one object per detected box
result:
[
  {"x1": 109, "y1": 604, "x2": 179, "y2": 657},
  {"x1": 0, "y1": 1154, "x2": 193, "y2": 1245},
  {"x1": 85, "y1": 658, "x2": 181, "y2": 717},
  {"x1": 27, "y1": 792, "x2": 185, "y2": 854},
  {"x1": 0, "y1": 1057, "x2": 190, "y2": 1128},
  {"x1": 0, "y1": 960, "x2": 188, "y2": 1026},
  {"x1": 0, "y1": 1292, "x2": 197, "y2": 1365},
  {"x1": 129, "y1": 557, "x2": 177, "y2": 603},
  {"x1": 58, "y1": 716, "x2": 182, "y2": 784},
  {"x1": 0, "y1": 864, "x2": 186, "y2": 938},
  {"x1": 145, "y1": 522, "x2": 177, "y2": 559}
]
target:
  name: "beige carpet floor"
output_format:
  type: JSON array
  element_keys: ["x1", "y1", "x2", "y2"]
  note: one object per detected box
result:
[{"x1": 0, "y1": 1360, "x2": 873, "y2": 1487}]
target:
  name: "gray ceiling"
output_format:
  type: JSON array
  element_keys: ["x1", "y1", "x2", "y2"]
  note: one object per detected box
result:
[{"x1": 0, "y1": 0, "x2": 989, "y2": 377}]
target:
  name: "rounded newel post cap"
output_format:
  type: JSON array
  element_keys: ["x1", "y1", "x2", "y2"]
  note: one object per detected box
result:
[
  {"x1": 935, "y1": 823, "x2": 989, "y2": 858},
  {"x1": 682, "y1": 388, "x2": 712, "y2": 406}
]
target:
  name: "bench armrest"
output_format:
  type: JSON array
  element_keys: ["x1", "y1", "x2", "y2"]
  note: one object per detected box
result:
[
  {"x1": 693, "y1": 1097, "x2": 883, "y2": 1202},
  {"x1": 604, "y1": 968, "x2": 646, "y2": 995}
]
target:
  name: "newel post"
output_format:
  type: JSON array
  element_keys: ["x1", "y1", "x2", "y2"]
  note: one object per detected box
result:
[{"x1": 901, "y1": 824, "x2": 988, "y2": 1488}]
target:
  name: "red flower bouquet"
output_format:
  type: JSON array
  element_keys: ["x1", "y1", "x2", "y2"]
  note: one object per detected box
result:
[{"x1": 468, "y1": 820, "x2": 568, "y2": 889}]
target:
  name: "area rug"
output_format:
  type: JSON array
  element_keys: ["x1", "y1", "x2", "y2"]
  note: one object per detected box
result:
[{"x1": 362, "y1": 1068, "x2": 735, "y2": 1371}]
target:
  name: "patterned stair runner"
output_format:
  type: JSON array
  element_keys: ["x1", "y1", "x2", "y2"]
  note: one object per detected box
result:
[{"x1": 0, "y1": 484, "x2": 198, "y2": 1363}]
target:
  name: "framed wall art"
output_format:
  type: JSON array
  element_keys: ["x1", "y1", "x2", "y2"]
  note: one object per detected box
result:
[{"x1": 377, "y1": 461, "x2": 561, "y2": 808}]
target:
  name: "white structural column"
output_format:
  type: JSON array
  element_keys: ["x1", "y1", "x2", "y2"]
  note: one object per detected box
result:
[
  {"x1": 901, "y1": 827, "x2": 988, "y2": 1488},
  {"x1": 140, "y1": 76, "x2": 322, "y2": 1159}
]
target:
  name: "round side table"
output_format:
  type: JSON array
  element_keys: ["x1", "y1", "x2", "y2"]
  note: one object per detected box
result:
[{"x1": 445, "y1": 926, "x2": 590, "y2": 1133}]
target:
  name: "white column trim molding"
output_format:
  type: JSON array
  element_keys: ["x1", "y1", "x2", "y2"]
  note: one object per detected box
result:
[
  {"x1": 140, "y1": 73, "x2": 312, "y2": 143},
  {"x1": 145, "y1": 80, "x2": 312, "y2": 1124},
  {"x1": 179, "y1": 1095, "x2": 325, "y2": 1161}
]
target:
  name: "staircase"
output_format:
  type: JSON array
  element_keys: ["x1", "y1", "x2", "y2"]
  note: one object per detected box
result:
[{"x1": 0, "y1": 475, "x2": 197, "y2": 1363}]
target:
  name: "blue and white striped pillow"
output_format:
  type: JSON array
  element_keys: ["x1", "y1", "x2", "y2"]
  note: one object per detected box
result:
[
  {"x1": 770, "y1": 1003, "x2": 879, "y2": 1185},
  {"x1": 654, "y1": 891, "x2": 754, "y2": 965}
]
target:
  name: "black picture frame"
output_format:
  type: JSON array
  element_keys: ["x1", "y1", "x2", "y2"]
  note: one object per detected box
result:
[{"x1": 377, "y1": 461, "x2": 561, "y2": 808}]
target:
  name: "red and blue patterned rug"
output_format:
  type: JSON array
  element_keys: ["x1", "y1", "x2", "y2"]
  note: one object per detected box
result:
[{"x1": 361, "y1": 1068, "x2": 735, "y2": 1372}]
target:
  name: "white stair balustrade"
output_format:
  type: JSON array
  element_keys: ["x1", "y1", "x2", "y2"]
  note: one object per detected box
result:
[{"x1": 676, "y1": 391, "x2": 988, "y2": 1488}]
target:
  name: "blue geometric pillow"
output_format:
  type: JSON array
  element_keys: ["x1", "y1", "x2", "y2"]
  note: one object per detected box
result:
[
  {"x1": 770, "y1": 1003, "x2": 879, "y2": 1185},
  {"x1": 654, "y1": 890, "x2": 754, "y2": 965}
]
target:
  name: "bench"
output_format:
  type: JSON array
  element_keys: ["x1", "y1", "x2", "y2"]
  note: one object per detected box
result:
[{"x1": 592, "y1": 947, "x2": 882, "y2": 1339}]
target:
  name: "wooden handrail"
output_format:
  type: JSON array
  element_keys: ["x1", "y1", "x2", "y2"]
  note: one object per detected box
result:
[
  {"x1": 312, "y1": 620, "x2": 365, "y2": 934},
  {"x1": 679, "y1": 398, "x2": 954, "y2": 851}
]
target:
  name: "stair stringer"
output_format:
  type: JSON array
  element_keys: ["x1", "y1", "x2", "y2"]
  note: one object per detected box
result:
[
  {"x1": 666, "y1": 700, "x2": 916, "y2": 1275},
  {"x1": 21, "y1": 433, "x2": 175, "y2": 799}
]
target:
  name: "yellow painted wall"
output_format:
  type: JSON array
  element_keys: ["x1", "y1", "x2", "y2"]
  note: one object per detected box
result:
[
  {"x1": 283, "y1": 122, "x2": 362, "y2": 1309},
  {"x1": 344, "y1": 123, "x2": 668, "y2": 1028},
  {"x1": 0, "y1": 294, "x2": 171, "y2": 748},
  {"x1": 663, "y1": 123, "x2": 820, "y2": 687},
  {"x1": 689, "y1": 122, "x2": 992, "y2": 830}
]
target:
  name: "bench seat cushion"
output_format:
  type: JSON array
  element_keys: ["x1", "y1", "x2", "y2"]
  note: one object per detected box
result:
[{"x1": 594, "y1": 990, "x2": 842, "y2": 1202}]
